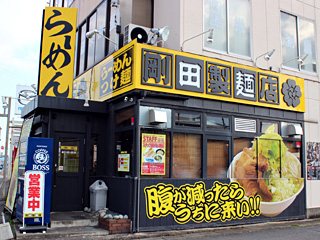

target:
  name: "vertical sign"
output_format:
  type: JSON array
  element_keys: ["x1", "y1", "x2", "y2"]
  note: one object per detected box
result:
[
  {"x1": 6, "y1": 116, "x2": 34, "y2": 212},
  {"x1": 38, "y1": 7, "x2": 77, "y2": 98},
  {"x1": 23, "y1": 171, "x2": 45, "y2": 220},
  {"x1": 26, "y1": 138, "x2": 53, "y2": 225},
  {"x1": 141, "y1": 133, "x2": 166, "y2": 175}
]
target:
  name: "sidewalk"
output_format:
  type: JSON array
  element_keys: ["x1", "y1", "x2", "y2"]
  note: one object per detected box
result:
[{"x1": 13, "y1": 217, "x2": 320, "y2": 240}]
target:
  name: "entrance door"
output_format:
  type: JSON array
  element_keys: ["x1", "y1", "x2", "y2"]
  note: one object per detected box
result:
[
  {"x1": 205, "y1": 136, "x2": 231, "y2": 179},
  {"x1": 52, "y1": 134, "x2": 85, "y2": 211}
]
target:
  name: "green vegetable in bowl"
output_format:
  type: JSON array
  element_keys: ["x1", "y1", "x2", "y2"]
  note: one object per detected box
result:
[{"x1": 251, "y1": 124, "x2": 303, "y2": 202}]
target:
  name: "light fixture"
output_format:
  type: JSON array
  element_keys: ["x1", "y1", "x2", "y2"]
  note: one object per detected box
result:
[
  {"x1": 298, "y1": 54, "x2": 309, "y2": 65},
  {"x1": 86, "y1": 29, "x2": 118, "y2": 50},
  {"x1": 282, "y1": 54, "x2": 308, "y2": 67},
  {"x1": 148, "y1": 26, "x2": 170, "y2": 45},
  {"x1": 83, "y1": 98, "x2": 89, "y2": 107},
  {"x1": 181, "y1": 28, "x2": 213, "y2": 51},
  {"x1": 254, "y1": 49, "x2": 275, "y2": 66},
  {"x1": 111, "y1": 0, "x2": 120, "y2": 7}
]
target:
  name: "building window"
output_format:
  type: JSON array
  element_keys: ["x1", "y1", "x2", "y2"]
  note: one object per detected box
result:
[
  {"x1": 115, "y1": 107, "x2": 134, "y2": 128},
  {"x1": 172, "y1": 133, "x2": 201, "y2": 178},
  {"x1": 281, "y1": 12, "x2": 316, "y2": 72},
  {"x1": 207, "y1": 139, "x2": 229, "y2": 178},
  {"x1": 95, "y1": 0, "x2": 108, "y2": 63},
  {"x1": 74, "y1": 31, "x2": 78, "y2": 78},
  {"x1": 75, "y1": 0, "x2": 109, "y2": 76},
  {"x1": 260, "y1": 122, "x2": 278, "y2": 134},
  {"x1": 206, "y1": 114, "x2": 230, "y2": 131},
  {"x1": 58, "y1": 140, "x2": 80, "y2": 173},
  {"x1": 175, "y1": 112, "x2": 201, "y2": 128},
  {"x1": 87, "y1": 13, "x2": 97, "y2": 68},
  {"x1": 79, "y1": 23, "x2": 87, "y2": 74},
  {"x1": 204, "y1": 0, "x2": 251, "y2": 57}
]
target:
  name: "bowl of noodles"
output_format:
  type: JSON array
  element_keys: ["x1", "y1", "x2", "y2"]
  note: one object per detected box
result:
[{"x1": 228, "y1": 126, "x2": 304, "y2": 217}]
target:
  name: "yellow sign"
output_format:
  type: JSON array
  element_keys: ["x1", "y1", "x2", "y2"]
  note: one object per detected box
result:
[
  {"x1": 39, "y1": 7, "x2": 77, "y2": 98},
  {"x1": 144, "y1": 181, "x2": 261, "y2": 224},
  {"x1": 74, "y1": 41, "x2": 305, "y2": 112}
]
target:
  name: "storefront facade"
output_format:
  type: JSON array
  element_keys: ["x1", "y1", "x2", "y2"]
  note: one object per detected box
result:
[
  {"x1": 21, "y1": 40, "x2": 306, "y2": 231},
  {"x1": 15, "y1": 0, "x2": 320, "y2": 232}
]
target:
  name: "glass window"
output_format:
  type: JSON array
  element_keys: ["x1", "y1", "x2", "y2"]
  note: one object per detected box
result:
[
  {"x1": 58, "y1": 140, "x2": 80, "y2": 173},
  {"x1": 79, "y1": 23, "x2": 87, "y2": 74},
  {"x1": 87, "y1": 13, "x2": 97, "y2": 68},
  {"x1": 73, "y1": 31, "x2": 78, "y2": 77},
  {"x1": 261, "y1": 122, "x2": 278, "y2": 134},
  {"x1": 204, "y1": 0, "x2": 251, "y2": 57},
  {"x1": 299, "y1": 19, "x2": 316, "y2": 72},
  {"x1": 206, "y1": 115, "x2": 230, "y2": 130},
  {"x1": 172, "y1": 133, "x2": 201, "y2": 178},
  {"x1": 115, "y1": 107, "x2": 134, "y2": 127},
  {"x1": 281, "y1": 12, "x2": 316, "y2": 72},
  {"x1": 175, "y1": 112, "x2": 201, "y2": 127},
  {"x1": 207, "y1": 139, "x2": 229, "y2": 178},
  {"x1": 95, "y1": 1, "x2": 107, "y2": 63}
]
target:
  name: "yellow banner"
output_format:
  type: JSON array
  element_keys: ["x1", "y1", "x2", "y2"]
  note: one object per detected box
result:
[
  {"x1": 39, "y1": 7, "x2": 77, "y2": 98},
  {"x1": 74, "y1": 41, "x2": 305, "y2": 112}
]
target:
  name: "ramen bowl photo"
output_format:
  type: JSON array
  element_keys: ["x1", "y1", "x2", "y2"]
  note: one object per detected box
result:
[{"x1": 228, "y1": 150, "x2": 304, "y2": 217}]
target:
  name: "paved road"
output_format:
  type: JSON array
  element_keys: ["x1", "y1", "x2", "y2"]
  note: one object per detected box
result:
[
  {"x1": 19, "y1": 218, "x2": 320, "y2": 240},
  {"x1": 141, "y1": 222, "x2": 320, "y2": 240}
]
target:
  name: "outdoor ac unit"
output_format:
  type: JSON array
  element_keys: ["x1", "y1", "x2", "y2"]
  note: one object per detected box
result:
[
  {"x1": 149, "y1": 109, "x2": 167, "y2": 125},
  {"x1": 124, "y1": 23, "x2": 151, "y2": 45}
]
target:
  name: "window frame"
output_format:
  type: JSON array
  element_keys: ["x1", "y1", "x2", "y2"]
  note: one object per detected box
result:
[
  {"x1": 173, "y1": 110, "x2": 203, "y2": 129},
  {"x1": 280, "y1": 11, "x2": 317, "y2": 73},
  {"x1": 74, "y1": 0, "x2": 110, "y2": 77},
  {"x1": 205, "y1": 113, "x2": 231, "y2": 133},
  {"x1": 203, "y1": 0, "x2": 252, "y2": 59}
]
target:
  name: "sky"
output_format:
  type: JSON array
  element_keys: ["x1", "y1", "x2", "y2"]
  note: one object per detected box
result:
[{"x1": 0, "y1": 0, "x2": 47, "y2": 150}]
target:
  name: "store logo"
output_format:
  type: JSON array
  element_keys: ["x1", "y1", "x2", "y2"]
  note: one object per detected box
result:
[{"x1": 33, "y1": 149, "x2": 49, "y2": 165}]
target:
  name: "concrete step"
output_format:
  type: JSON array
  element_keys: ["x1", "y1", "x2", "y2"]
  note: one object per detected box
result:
[
  {"x1": 50, "y1": 211, "x2": 98, "y2": 228},
  {"x1": 50, "y1": 217, "x2": 98, "y2": 228}
]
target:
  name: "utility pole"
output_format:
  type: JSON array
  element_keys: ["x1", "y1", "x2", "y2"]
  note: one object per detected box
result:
[{"x1": 0, "y1": 96, "x2": 11, "y2": 199}]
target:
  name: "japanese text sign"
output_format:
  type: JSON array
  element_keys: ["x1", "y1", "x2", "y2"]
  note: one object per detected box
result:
[
  {"x1": 144, "y1": 181, "x2": 261, "y2": 224},
  {"x1": 26, "y1": 137, "x2": 54, "y2": 225},
  {"x1": 39, "y1": 7, "x2": 77, "y2": 98},
  {"x1": 23, "y1": 171, "x2": 45, "y2": 219},
  {"x1": 141, "y1": 133, "x2": 166, "y2": 175},
  {"x1": 73, "y1": 41, "x2": 304, "y2": 112}
]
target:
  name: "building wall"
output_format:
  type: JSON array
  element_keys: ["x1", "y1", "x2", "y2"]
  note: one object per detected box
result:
[
  {"x1": 70, "y1": 0, "x2": 102, "y2": 25},
  {"x1": 155, "y1": 0, "x2": 320, "y2": 213}
]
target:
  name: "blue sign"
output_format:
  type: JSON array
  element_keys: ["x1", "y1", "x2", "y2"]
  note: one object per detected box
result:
[{"x1": 25, "y1": 137, "x2": 53, "y2": 225}]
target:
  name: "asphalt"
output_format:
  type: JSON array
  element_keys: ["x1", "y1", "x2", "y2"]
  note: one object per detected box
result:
[{"x1": 12, "y1": 217, "x2": 320, "y2": 240}]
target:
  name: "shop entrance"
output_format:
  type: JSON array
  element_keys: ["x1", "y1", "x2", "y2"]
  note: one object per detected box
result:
[{"x1": 52, "y1": 134, "x2": 85, "y2": 211}]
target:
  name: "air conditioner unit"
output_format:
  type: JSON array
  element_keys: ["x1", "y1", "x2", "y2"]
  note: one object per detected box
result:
[{"x1": 124, "y1": 23, "x2": 151, "y2": 45}]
